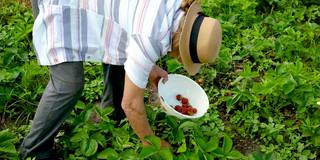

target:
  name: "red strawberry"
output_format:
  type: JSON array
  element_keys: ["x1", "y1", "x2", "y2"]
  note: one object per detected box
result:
[
  {"x1": 175, "y1": 105, "x2": 182, "y2": 112},
  {"x1": 181, "y1": 98, "x2": 189, "y2": 104},
  {"x1": 176, "y1": 94, "x2": 182, "y2": 101},
  {"x1": 182, "y1": 104, "x2": 188, "y2": 108},
  {"x1": 192, "y1": 108, "x2": 197, "y2": 113},
  {"x1": 181, "y1": 107, "x2": 188, "y2": 114},
  {"x1": 187, "y1": 110, "x2": 194, "y2": 115}
]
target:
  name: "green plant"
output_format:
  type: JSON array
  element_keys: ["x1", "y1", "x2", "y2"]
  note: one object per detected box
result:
[{"x1": 0, "y1": 129, "x2": 18, "y2": 159}]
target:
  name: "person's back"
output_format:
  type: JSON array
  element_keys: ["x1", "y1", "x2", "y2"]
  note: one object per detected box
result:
[{"x1": 33, "y1": 0, "x2": 183, "y2": 87}]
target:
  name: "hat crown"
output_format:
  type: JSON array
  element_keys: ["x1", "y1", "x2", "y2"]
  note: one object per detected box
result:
[
  {"x1": 197, "y1": 17, "x2": 222, "y2": 63},
  {"x1": 179, "y1": 2, "x2": 222, "y2": 75}
]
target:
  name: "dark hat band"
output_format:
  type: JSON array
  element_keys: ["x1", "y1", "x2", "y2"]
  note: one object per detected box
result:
[{"x1": 189, "y1": 12, "x2": 207, "y2": 64}]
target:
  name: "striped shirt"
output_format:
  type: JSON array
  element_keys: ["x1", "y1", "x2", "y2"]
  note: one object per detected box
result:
[{"x1": 33, "y1": 0, "x2": 184, "y2": 88}]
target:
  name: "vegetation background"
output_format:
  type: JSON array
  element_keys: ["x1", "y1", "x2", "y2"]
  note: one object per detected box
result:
[{"x1": 0, "y1": 0, "x2": 319, "y2": 159}]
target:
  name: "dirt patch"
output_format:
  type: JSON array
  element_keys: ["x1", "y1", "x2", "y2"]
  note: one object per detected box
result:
[
  {"x1": 16, "y1": 0, "x2": 32, "y2": 7},
  {"x1": 233, "y1": 135, "x2": 260, "y2": 155}
]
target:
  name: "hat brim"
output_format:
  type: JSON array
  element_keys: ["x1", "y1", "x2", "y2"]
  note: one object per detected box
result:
[{"x1": 179, "y1": 2, "x2": 202, "y2": 75}]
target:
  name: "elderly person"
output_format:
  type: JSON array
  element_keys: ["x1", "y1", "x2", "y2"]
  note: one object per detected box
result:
[{"x1": 20, "y1": 0, "x2": 222, "y2": 159}]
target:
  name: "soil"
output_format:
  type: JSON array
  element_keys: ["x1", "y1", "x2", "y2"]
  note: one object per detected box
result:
[
  {"x1": 217, "y1": 104, "x2": 260, "y2": 155},
  {"x1": 16, "y1": 0, "x2": 32, "y2": 8},
  {"x1": 233, "y1": 135, "x2": 260, "y2": 155}
]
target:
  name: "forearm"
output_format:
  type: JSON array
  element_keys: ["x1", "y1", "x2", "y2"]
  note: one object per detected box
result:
[
  {"x1": 122, "y1": 74, "x2": 154, "y2": 145},
  {"x1": 122, "y1": 98, "x2": 154, "y2": 144}
]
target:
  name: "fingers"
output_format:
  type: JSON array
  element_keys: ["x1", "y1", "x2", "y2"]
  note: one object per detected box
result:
[
  {"x1": 149, "y1": 65, "x2": 168, "y2": 91},
  {"x1": 157, "y1": 66, "x2": 168, "y2": 83},
  {"x1": 155, "y1": 66, "x2": 168, "y2": 83},
  {"x1": 150, "y1": 82, "x2": 158, "y2": 92},
  {"x1": 161, "y1": 70, "x2": 168, "y2": 83}
]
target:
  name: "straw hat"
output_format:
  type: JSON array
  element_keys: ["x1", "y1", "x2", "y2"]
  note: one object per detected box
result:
[{"x1": 179, "y1": 2, "x2": 222, "y2": 75}]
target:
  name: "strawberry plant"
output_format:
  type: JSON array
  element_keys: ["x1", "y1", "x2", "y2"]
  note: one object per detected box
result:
[{"x1": 0, "y1": 129, "x2": 18, "y2": 159}]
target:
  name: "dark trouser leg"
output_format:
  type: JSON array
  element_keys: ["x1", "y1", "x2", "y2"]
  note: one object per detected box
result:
[
  {"x1": 101, "y1": 64, "x2": 126, "y2": 122},
  {"x1": 19, "y1": 62, "x2": 84, "y2": 159},
  {"x1": 100, "y1": 64, "x2": 113, "y2": 108}
]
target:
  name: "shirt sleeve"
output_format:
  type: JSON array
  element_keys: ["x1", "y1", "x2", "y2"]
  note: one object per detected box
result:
[{"x1": 124, "y1": 35, "x2": 162, "y2": 89}]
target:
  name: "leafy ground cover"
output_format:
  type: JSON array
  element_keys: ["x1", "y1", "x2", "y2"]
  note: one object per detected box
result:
[{"x1": 0, "y1": 0, "x2": 319, "y2": 159}]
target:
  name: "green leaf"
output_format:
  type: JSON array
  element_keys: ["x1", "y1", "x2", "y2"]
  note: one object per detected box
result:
[
  {"x1": 275, "y1": 135, "x2": 283, "y2": 144},
  {"x1": 139, "y1": 146, "x2": 158, "y2": 159},
  {"x1": 216, "y1": 48, "x2": 232, "y2": 70},
  {"x1": 250, "y1": 151, "x2": 273, "y2": 160},
  {"x1": 250, "y1": 151, "x2": 264, "y2": 160},
  {"x1": 205, "y1": 136, "x2": 220, "y2": 152},
  {"x1": 3, "y1": 48, "x2": 20, "y2": 65},
  {"x1": 70, "y1": 130, "x2": 89, "y2": 143},
  {"x1": 97, "y1": 148, "x2": 119, "y2": 160},
  {"x1": 75, "y1": 101, "x2": 86, "y2": 110},
  {"x1": 0, "y1": 142, "x2": 16, "y2": 154},
  {"x1": 175, "y1": 128, "x2": 185, "y2": 141},
  {"x1": 227, "y1": 150, "x2": 244, "y2": 159},
  {"x1": 223, "y1": 135, "x2": 233, "y2": 153},
  {"x1": 179, "y1": 121, "x2": 197, "y2": 130},
  {"x1": 96, "y1": 106, "x2": 114, "y2": 117},
  {"x1": 166, "y1": 59, "x2": 182, "y2": 73},
  {"x1": 195, "y1": 138, "x2": 207, "y2": 150},
  {"x1": 240, "y1": 64, "x2": 259, "y2": 79},
  {"x1": 165, "y1": 116, "x2": 179, "y2": 129},
  {"x1": 144, "y1": 135, "x2": 161, "y2": 149},
  {"x1": 96, "y1": 107, "x2": 114, "y2": 121},
  {"x1": 84, "y1": 108, "x2": 94, "y2": 122},
  {"x1": 231, "y1": 76, "x2": 243, "y2": 85},
  {"x1": 282, "y1": 74, "x2": 297, "y2": 95},
  {"x1": 311, "y1": 135, "x2": 320, "y2": 147},
  {"x1": 80, "y1": 139, "x2": 98, "y2": 157},
  {"x1": 226, "y1": 94, "x2": 241, "y2": 113},
  {"x1": 212, "y1": 148, "x2": 225, "y2": 157},
  {"x1": 177, "y1": 140, "x2": 187, "y2": 153},
  {"x1": 265, "y1": 152, "x2": 273, "y2": 160},
  {"x1": 158, "y1": 148, "x2": 173, "y2": 160},
  {"x1": 0, "y1": 69, "x2": 20, "y2": 82},
  {"x1": 0, "y1": 130, "x2": 17, "y2": 154},
  {"x1": 282, "y1": 81, "x2": 296, "y2": 95},
  {"x1": 120, "y1": 149, "x2": 139, "y2": 160},
  {"x1": 92, "y1": 133, "x2": 106, "y2": 147},
  {"x1": 0, "y1": 129, "x2": 16, "y2": 143}
]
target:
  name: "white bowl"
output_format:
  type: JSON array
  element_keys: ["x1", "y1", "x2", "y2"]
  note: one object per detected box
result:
[{"x1": 158, "y1": 74, "x2": 209, "y2": 119}]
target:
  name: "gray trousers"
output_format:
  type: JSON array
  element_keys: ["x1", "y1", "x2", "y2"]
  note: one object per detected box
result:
[
  {"x1": 19, "y1": 62, "x2": 125, "y2": 159},
  {"x1": 31, "y1": 0, "x2": 39, "y2": 17}
]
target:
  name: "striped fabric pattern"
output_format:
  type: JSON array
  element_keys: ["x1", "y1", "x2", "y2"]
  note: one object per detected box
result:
[{"x1": 33, "y1": 0, "x2": 184, "y2": 88}]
